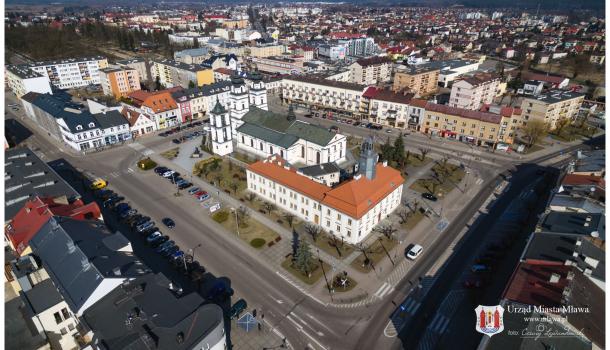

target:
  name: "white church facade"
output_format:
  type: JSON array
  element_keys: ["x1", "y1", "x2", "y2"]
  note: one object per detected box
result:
[{"x1": 209, "y1": 70, "x2": 347, "y2": 165}]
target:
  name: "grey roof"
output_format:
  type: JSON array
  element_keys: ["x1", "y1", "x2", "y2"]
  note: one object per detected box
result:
[
  {"x1": 298, "y1": 162, "x2": 341, "y2": 177},
  {"x1": 29, "y1": 217, "x2": 150, "y2": 314},
  {"x1": 419, "y1": 59, "x2": 479, "y2": 72},
  {"x1": 528, "y1": 89, "x2": 585, "y2": 104},
  {"x1": 154, "y1": 59, "x2": 205, "y2": 73},
  {"x1": 540, "y1": 212, "x2": 605, "y2": 239},
  {"x1": 174, "y1": 47, "x2": 209, "y2": 59},
  {"x1": 171, "y1": 81, "x2": 232, "y2": 101},
  {"x1": 575, "y1": 149, "x2": 605, "y2": 173},
  {"x1": 481, "y1": 300, "x2": 592, "y2": 350},
  {"x1": 116, "y1": 58, "x2": 146, "y2": 65},
  {"x1": 238, "y1": 107, "x2": 336, "y2": 147},
  {"x1": 201, "y1": 54, "x2": 237, "y2": 68},
  {"x1": 550, "y1": 194, "x2": 605, "y2": 214},
  {"x1": 522, "y1": 232, "x2": 605, "y2": 282},
  {"x1": 30, "y1": 92, "x2": 83, "y2": 119},
  {"x1": 5, "y1": 147, "x2": 80, "y2": 220},
  {"x1": 94, "y1": 111, "x2": 129, "y2": 130},
  {"x1": 83, "y1": 273, "x2": 225, "y2": 350},
  {"x1": 23, "y1": 279, "x2": 64, "y2": 314},
  {"x1": 6, "y1": 64, "x2": 44, "y2": 79},
  {"x1": 26, "y1": 56, "x2": 106, "y2": 67},
  {"x1": 61, "y1": 111, "x2": 100, "y2": 133}
]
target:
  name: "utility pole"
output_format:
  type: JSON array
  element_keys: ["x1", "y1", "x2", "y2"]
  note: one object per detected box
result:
[{"x1": 317, "y1": 249, "x2": 334, "y2": 301}]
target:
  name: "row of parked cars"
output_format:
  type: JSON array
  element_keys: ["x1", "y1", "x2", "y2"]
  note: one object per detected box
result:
[
  {"x1": 154, "y1": 166, "x2": 193, "y2": 190},
  {"x1": 158, "y1": 121, "x2": 204, "y2": 138},
  {"x1": 172, "y1": 130, "x2": 205, "y2": 145},
  {"x1": 464, "y1": 236, "x2": 516, "y2": 289},
  {"x1": 94, "y1": 188, "x2": 204, "y2": 278}
]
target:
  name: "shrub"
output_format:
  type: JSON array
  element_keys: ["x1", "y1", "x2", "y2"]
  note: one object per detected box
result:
[
  {"x1": 276, "y1": 219, "x2": 284, "y2": 225},
  {"x1": 212, "y1": 210, "x2": 229, "y2": 223},
  {"x1": 275, "y1": 236, "x2": 282, "y2": 242},
  {"x1": 232, "y1": 173, "x2": 240, "y2": 179},
  {"x1": 250, "y1": 238, "x2": 266, "y2": 248},
  {"x1": 268, "y1": 241, "x2": 275, "y2": 247},
  {"x1": 137, "y1": 158, "x2": 157, "y2": 170}
]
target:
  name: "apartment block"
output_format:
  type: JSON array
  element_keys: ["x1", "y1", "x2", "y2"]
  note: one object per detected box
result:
[
  {"x1": 24, "y1": 56, "x2": 108, "y2": 89},
  {"x1": 392, "y1": 65, "x2": 440, "y2": 97},
  {"x1": 362, "y1": 87, "x2": 414, "y2": 128},
  {"x1": 252, "y1": 56, "x2": 306, "y2": 75},
  {"x1": 349, "y1": 56, "x2": 392, "y2": 85},
  {"x1": 116, "y1": 57, "x2": 150, "y2": 82},
  {"x1": 100, "y1": 67, "x2": 141, "y2": 99},
  {"x1": 520, "y1": 90, "x2": 585, "y2": 130},
  {"x1": 281, "y1": 76, "x2": 367, "y2": 118},
  {"x1": 449, "y1": 73, "x2": 501, "y2": 110},
  {"x1": 249, "y1": 43, "x2": 285, "y2": 58},
  {"x1": 423, "y1": 103, "x2": 521, "y2": 146},
  {"x1": 174, "y1": 47, "x2": 211, "y2": 65},
  {"x1": 151, "y1": 59, "x2": 214, "y2": 88},
  {"x1": 5, "y1": 65, "x2": 53, "y2": 98}
]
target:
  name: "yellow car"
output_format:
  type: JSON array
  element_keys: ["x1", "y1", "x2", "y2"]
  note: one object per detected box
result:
[{"x1": 90, "y1": 179, "x2": 107, "y2": 190}]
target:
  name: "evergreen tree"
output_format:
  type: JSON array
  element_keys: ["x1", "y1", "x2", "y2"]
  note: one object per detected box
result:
[
  {"x1": 188, "y1": 80, "x2": 196, "y2": 89},
  {"x1": 294, "y1": 240, "x2": 314, "y2": 275},
  {"x1": 393, "y1": 134, "x2": 406, "y2": 167},
  {"x1": 380, "y1": 137, "x2": 394, "y2": 162}
]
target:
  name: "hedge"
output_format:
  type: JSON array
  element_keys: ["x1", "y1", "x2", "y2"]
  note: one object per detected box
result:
[
  {"x1": 250, "y1": 238, "x2": 266, "y2": 248},
  {"x1": 137, "y1": 158, "x2": 157, "y2": 170}
]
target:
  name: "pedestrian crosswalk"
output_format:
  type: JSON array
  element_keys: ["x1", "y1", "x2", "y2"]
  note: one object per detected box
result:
[
  {"x1": 475, "y1": 178, "x2": 484, "y2": 185},
  {"x1": 128, "y1": 142, "x2": 154, "y2": 156},
  {"x1": 399, "y1": 297, "x2": 421, "y2": 315},
  {"x1": 373, "y1": 282, "x2": 395, "y2": 299}
]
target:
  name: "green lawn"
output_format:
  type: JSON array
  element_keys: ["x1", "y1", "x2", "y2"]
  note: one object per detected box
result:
[
  {"x1": 350, "y1": 236, "x2": 398, "y2": 273},
  {"x1": 213, "y1": 209, "x2": 280, "y2": 248},
  {"x1": 409, "y1": 163, "x2": 465, "y2": 198},
  {"x1": 281, "y1": 256, "x2": 330, "y2": 285},
  {"x1": 160, "y1": 148, "x2": 180, "y2": 160}
]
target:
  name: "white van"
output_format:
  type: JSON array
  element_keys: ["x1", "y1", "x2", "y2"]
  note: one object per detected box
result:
[
  {"x1": 496, "y1": 143, "x2": 510, "y2": 152},
  {"x1": 407, "y1": 244, "x2": 423, "y2": 260}
]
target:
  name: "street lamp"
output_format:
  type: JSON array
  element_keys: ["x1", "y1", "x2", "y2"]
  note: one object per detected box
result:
[
  {"x1": 189, "y1": 243, "x2": 203, "y2": 262},
  {"x1": 231, "y1": 207, "x2": 240, "y2": 236}
]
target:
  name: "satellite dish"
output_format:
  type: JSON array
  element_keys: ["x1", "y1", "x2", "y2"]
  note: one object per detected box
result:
[{"x1": 591, "y1": 231, "x2": 599, "y2": 238}]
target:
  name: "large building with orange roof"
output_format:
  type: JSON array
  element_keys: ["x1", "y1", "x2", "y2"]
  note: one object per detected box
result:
[
  {"x1": 246, "y1": 138, "x2": 404, "y2": 244},
  {"x1": 125, "y1": 89, "x2": 181, "y2": 130}
]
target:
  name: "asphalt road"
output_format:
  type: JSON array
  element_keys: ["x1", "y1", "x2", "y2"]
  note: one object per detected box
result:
[{"x1": 6, "y1": 91, "x2": 601, "y2": 350}]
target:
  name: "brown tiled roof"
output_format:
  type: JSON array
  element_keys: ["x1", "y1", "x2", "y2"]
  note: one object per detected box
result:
[
  {"x1": 425, "y1": 103, "x2": 503, "y2": 124},
  {"x1": 503, "y1": 261, "x2": 572, "y2": 308},
  {"x1": 247, "y1": 156, "x2": 404, "y2": 219},
  {"x1": 283, "y1": 75, "x2": 368, "y2": 91},
  {"x1": 363, "y1": 87, "x2": 413, "y2": 104},
  {"x1": 410, "y1": 98, "x2": 428, "y2": 108},
  {"x1": 356, "y1": 56, "x2": 392, "y2": 67}
]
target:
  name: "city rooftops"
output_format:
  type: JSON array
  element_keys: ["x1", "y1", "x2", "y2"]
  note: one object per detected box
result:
[
  {"x1": 395, "y1": 64, "x2": 440, "y2": 75},
  {"x1": 298, "y1": 162, "x2": 341, "y2": 177},
  {"x1": 171, "y1": 81, "x2": 232, "y2": 100},
  {"x1": 116, "y1": 57, "x2": 146, "y2": 65},
  {"x1": 283, "y1": 75, "x2": 367, "y2": 91},
  {"x1": 154, "y1": 59, "x2": 209, "y2": 73},
  {"x1": 83, "y1": 273, "x2": 225, "y2": 350},
  {"x1": 425, "y1": 102, "x2": 503, "y2": 124},
  {"x1": 26, "y1": 55, "x2": 106, "y2": 67},
  {"x1": 419, "y1": 59, "x2": 479, "y2": 72},
  {"x1": 174, "y1": 47, "x2": 210, "y2": 59},
  {"x1": 23, "y1": 278, "x2": 65, "y2": 314},
  {"x1": 354, "y1": 56, "x2": 392, "y2": 67},
  {"x1": 6, "y1": 64, "x2": 44, "y2": 79},
  {"x1": 5, "y1": 147, "x2": 81, "y2": 221},
  {"x1": 539, "y1": 212, "x2": 605, "y2": 239},
  {"x1": 503, "y1": 261, "x2": 572, "y2": 308},
  {"x1": 526, "y1": 89, "x2": 585, "y2": 104}
]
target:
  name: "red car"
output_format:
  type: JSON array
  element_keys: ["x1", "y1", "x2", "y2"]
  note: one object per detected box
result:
[
  {"x1": 193, "y1": 190, "x2": 207, "y2": 197},
  {"x1": 463, "y1": 276, "x2": 486, "y2": 289}
]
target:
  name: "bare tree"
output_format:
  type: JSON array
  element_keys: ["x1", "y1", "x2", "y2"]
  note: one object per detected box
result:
[
  {"x1": 229, "y1": 180, "x2": 240, "y2": 194},
  {"x1": 396, "y1": 208, "x2": 413, "y2": 225},
  {"x1": 374, "y1": 224, "x2": 397, "y2": 240},
  {"x1": 262, "y1": 202, "x2": 276, "y2": 215},
  {"x1": 553, "y1": 117, "x2": 571, "y2": 136},
  {"x1": 521, "y1": 120, "x2": 548, "y2": 147},
  {"x1": 213, "y1": 174, "x2": 223, "y2": 187},
  {"x1": 418, "y1": 147, "x2": 430, "y2": 161},
  {"x1": 357, "y1": 243, "x2": 375, "y2": 269},
  {"x1": 236, "y1": 206, "x2": 250, "y2": 227},
  {"x1": 409, "y1": 200, "x2": 420, "y2": 214},
  {"x1": 283, "y1": 213, "x2": 295, "y2": 228},
  {"x1": 304, "y1": 223, "x2": 322, "y2": 242},
  {"x1": 244, "y1": 192, "x2": 257, "y2": 203}
]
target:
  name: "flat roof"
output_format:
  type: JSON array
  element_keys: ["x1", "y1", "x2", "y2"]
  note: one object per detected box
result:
[
  {"x1": 539, "y1": 212, "x2": 604, "y2": 238},
  {"x1": 6, "y1": 65, "x2": 44, "y2": 79},
  {"x1": 23, "y1": 279, "x2": 64, "y2": 314},
  {"x1": 526, "y1": 89, "x2": 585, "y2": 104}
]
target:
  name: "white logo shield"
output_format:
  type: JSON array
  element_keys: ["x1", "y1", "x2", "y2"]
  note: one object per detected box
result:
[{"x1": 475, "y1": 305, "x2": 505, "y2": 337}]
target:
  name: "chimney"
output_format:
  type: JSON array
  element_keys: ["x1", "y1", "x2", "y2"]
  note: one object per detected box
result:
[
  {"x1": 382, "y1": 160, "x2": 388, "y2": 167},
  {"x1": 549, "y1": 273, "x2": 560, "y2": 283},
  {"x1": 354, "y1": 174, "x2": 362, "y2": 180}
]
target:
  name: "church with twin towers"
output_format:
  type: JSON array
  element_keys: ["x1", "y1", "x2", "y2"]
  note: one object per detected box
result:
[{"x1": 209, "y1": 71, "x2": 347, "y2": 167}]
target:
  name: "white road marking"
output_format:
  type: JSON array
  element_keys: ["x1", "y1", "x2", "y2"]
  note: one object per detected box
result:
[
  {"x1": 287, "y1": 315, "x2": 328, "y2": 350},
  {"x1": 374, "y1": 282, "x2": 394, "y2": 299},
  {"x1": 127, "y1": 167, "x2": 134, "y2": 174},
  {"x1": 306, "y1": 313, "x2": 336, "y2": 335}
]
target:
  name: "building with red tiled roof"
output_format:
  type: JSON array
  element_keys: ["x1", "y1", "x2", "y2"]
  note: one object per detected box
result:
[
  {"x1": 246, "y1": 151, "x2": 404, "y2": 244},
  {"x1": 502, "y1": 261, "x2": 572, "y2": 308},
  {"x1": 125, "y1": 89, "x2": 181, "y2": 130},
  {"x1": 5, "y1": 197, "x2": 102, "y2": 256},
  {"x1": 362, "y1": 87, "x2": 414, "y2": 128}
]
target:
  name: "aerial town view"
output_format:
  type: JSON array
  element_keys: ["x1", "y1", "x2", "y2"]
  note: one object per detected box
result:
[{"x1": 2, "y1": 0, "x2": 606, "y2": 349}]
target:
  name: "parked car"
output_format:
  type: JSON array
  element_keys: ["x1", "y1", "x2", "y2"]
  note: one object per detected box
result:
[
  {"x1": 90, "y1": 178, "x2": 107, "y2": 190},
  {"x1": 162, "y1": 218, "x2": 176, "y2": 229},
  {"x1": 422, "y1": 193, "x2": 438, "y2": 201},
  {"x1": 119, "y1": 209, "x2": 137, "y2": 219},
  {"x1": 139, "y1": 226, "x2": 158, "y2": 237},
  {"x1": 230, "y1": 299, "x2": 248, "y2": 319},
  {"x1": 471, "y1": 264, "x2": 492, "y2": 273},
  {"x1": 150, "y1": 235, "x2": 169, "y2": 247},
  {"x1": 197, "y1": 194, "x2": 210, "y2": 202},
  {"x1": 154, "y1": 166, "x2": 169, "y2": 175},
  {"x1": 172, "y1": 139, "x2": 181, "y2": 144},
  {"x1": 463, "y1": 276, "x2": 486, "y2": 289},
  {"x1": 171, "y1": 251, "x2": 185, "y2": 264},
  {"x1": 386, "y1": 129, "x2": 393, "y2": 134},
  {"x1": 136, "y1": 221, "x2": 155, "y2": 233},
  {"x1": 210, "y1": 280, "x2": 234, "y2": 300},
  {"x1": 178, "y1": 182, "x2": 192, "y2": 190},
  {"x1": 161, "y1": 245, "x2": 180, "y2": 257},
  {"x1": 194, "y1": 190, "x2": 207, "y2": 197},
  {"x1": 406, "y1": 244, "x2": 423, "y2": 260},
  {"x1": 146, "y1": 231, "x2": 162, "y2": 243},
  {"x1": 188, "y1": 187, "x2": 201, "y2": 195},
  {"x1": 132, "y1": 216, "x2": 151, "y2": 228},
  {"x1": 155, "y1": 240, "x2": 175, "y2": 253},
  {"x1": 114, "y1": 203, "x2": 130, "y2": 212},
  {"x1": 103, "y1": 196, "x2": 123, "y2": 208},
  {"x1": 125, "y1": 214, "x2": 143, "y2": 226},
  {"x1": 162, "y1": 170, "x2": 176, "y2": 178},
  {"x1": 304, "y1": 113, "x2": 313, "y2": 118}
]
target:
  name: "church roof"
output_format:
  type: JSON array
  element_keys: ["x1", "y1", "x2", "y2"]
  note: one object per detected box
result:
[
  {"x1": 210, "y1": 99, "x2": 226, "y2": 115},
  {"x1": 238, "y1": 107, "x2": 336, "y2": 147}
]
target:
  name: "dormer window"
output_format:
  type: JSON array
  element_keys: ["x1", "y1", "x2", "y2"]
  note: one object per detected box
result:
[
  {"x1": 88, "y1": 122, "x2": 95, "y2": 127},
  {"x1": 76, "y1": 125, "x2": 83, "y2": 130}
]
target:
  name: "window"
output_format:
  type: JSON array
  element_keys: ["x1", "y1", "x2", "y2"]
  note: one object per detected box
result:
[
  {"x1": 336, "y1": 225, "x2": 341, "y2": 231},
  {"x1": 61, "y1": 308, "x2": 70, "y2": 320},
  {"x1": 60, "y1": 328, "x2": 67, "y2": 335},
  {"x1": 54, "y1": 312, "x2": 62, "y2": 324},
  {"x1": 337, "y1": 214, "x2": 341, "y2": 220}
]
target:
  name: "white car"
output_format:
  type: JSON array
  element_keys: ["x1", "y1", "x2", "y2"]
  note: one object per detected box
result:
[
  {"x1": 406, "y1": 244, "x2": 423, "y2": 260},
  {"x1": 162, "y1": 170, "x2": 176, "y2": 178}
]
